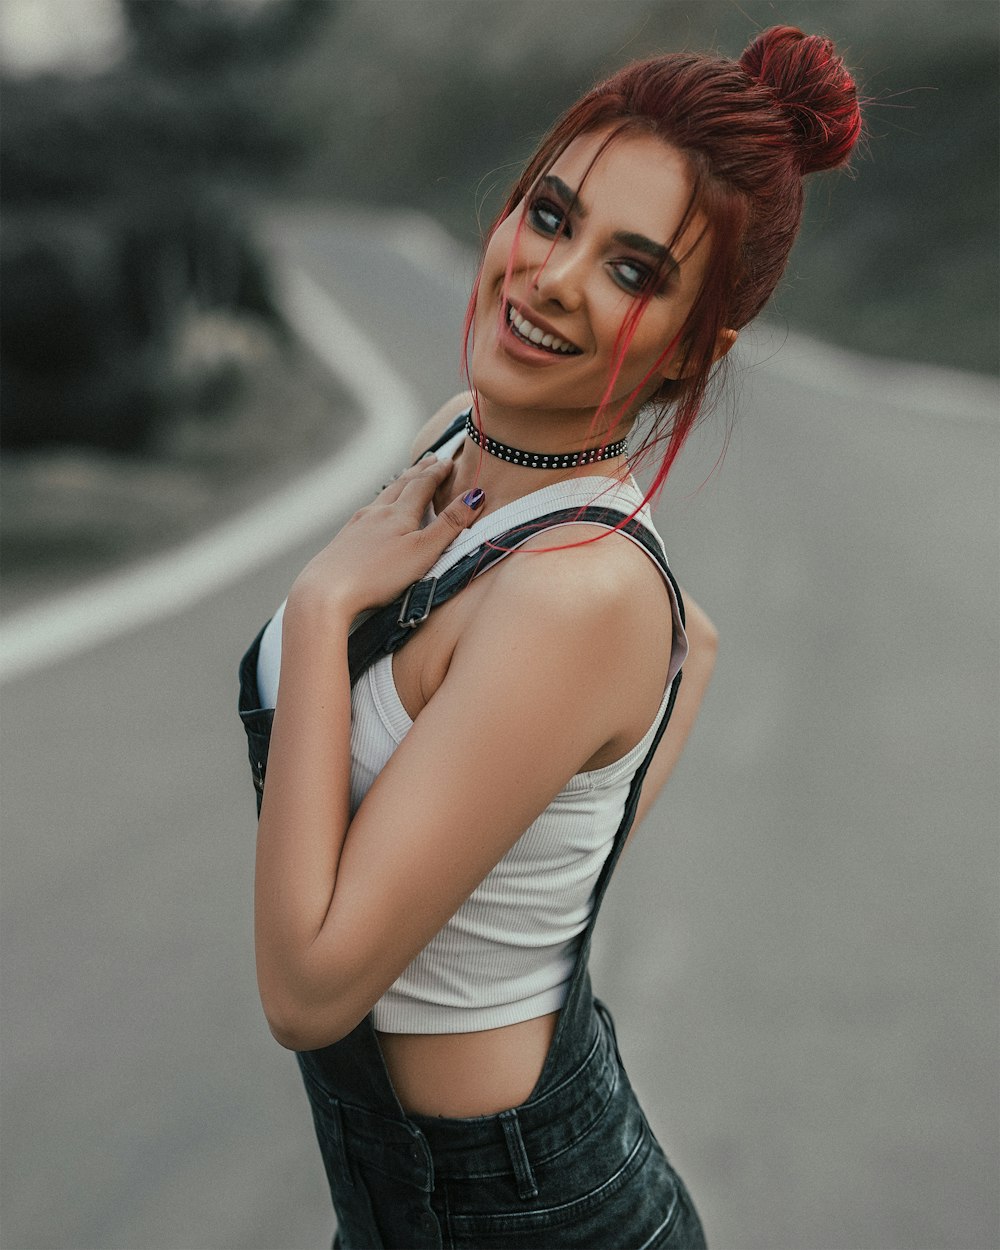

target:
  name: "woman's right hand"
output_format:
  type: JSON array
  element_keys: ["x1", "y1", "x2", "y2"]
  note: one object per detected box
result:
[{"x1": 286, "y1": 457, "x2": 484, "y2": 622}]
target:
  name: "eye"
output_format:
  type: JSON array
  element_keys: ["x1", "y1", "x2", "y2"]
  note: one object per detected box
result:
[
  {"x1": 527, "y1": 198, "x2": 567, "y2": 237},
  {"x1": 610, "y1": 258, "x2": 655, "y2": 295}
]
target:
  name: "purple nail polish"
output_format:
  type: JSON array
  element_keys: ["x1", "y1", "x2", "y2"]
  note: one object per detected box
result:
[{"x1": 463, "y1": 488, "x2": 485, "y2": 510}]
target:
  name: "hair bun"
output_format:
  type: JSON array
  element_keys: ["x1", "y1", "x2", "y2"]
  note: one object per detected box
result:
[{"x1": 739, "y1": 25, "x2": 862, "y2": 174}]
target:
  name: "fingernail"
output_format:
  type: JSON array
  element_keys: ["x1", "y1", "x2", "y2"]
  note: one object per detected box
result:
[{"x1": 463, "y1": 488, "x2": 485, "y2": 510}]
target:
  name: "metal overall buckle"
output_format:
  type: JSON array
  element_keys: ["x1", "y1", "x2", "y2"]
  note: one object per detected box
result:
[{"x1": 397, "y1": 577, "x2": 438, "y2": 629}]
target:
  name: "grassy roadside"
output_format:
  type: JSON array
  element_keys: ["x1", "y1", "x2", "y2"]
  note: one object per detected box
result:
[{"x1": 0, "y1": 315, "x2": 359, "y2": 616}]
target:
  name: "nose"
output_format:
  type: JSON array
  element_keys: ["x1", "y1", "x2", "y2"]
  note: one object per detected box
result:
[{"x1": 530, "y1": 245, "x2": 586, "y2": 313}]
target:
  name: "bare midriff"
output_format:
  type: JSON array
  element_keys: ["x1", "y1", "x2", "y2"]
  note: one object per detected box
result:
[{"x1": 376, "y1": 1010, "x2": 560, "y2": 1118}]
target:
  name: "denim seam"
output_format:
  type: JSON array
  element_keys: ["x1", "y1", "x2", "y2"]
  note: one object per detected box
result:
[
  {"x1": 448, "y1": 1126, "x2": 652, "y2": 1232},
  {"x1": 524, "y1": 1059, "x2": 619, "y2": 1170},
  {"x1": 417, "y1": 1068, "x2": 618, "y2": 1182},
  {"x1": 635, "y1": 1189, "x2": 682, "y2": 1250},
  {"x1": 520, "y1": 1024, "x2": 603, "y2": 1110}
]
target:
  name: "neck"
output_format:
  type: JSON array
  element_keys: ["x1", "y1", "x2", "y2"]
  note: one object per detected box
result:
[
  {"x1": 441, "y1": 396, "x2": 633, "y2": 516},
  {"x1": 474, "y1": 394, "x2": 631, "y2": 456}
]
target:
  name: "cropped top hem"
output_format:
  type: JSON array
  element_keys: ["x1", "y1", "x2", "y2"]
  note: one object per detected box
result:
[{"x1": 372, "y1": 978, "x2": 571, "y2": 1034}]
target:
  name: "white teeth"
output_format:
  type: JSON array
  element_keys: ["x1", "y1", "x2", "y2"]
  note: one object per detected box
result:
[{"x1": 506, "y1": 304, "x2": 578, "y2": 354}]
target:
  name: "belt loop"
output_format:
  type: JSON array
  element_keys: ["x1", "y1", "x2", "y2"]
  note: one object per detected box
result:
[{"x1": 499, "y1": 1108, "x2": 539, "y2": 1200}]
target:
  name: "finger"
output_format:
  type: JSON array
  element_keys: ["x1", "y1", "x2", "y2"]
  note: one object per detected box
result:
[
  {"x1": 419, "y1": 487, "x2": 485, "y2": 549},
  {"x1": 393, "y1": 458, "x2": 453, "y2": 508},
  {"x1": 378, "y1": 458, "x2": 447, "y2": 504}
]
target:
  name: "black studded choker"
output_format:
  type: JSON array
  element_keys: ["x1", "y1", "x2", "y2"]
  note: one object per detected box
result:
[{"x1": 464, "y1": 414, "x2": 628, "y2": 470}]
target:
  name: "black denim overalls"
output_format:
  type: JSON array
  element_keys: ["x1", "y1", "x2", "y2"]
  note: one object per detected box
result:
[{"x1": 238, "y1": 422, "x2": 708, "y2": 1248}]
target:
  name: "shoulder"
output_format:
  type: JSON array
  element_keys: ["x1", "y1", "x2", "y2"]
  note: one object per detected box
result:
[
  {"x1": 408, "y1": 391, "x2": 473, "y2": 462},
  {"x1": 462, "y1": 520, "x2": 673, "y2": 674},
  {"x1": 511, "y1": 520, "x2": 671, "y2": 614},
  {"x1": 431, "y1": 520, "x2": 672, "y2": 769}
]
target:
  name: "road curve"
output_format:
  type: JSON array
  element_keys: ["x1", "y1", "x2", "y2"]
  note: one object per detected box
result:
[{"x1": 1, "y1": 207, "x2": 996, "y2": 1250}]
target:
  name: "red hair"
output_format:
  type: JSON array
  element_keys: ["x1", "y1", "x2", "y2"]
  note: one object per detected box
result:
[{"x1": 462, "y1": 26, "x2": 863, "y2": 513}]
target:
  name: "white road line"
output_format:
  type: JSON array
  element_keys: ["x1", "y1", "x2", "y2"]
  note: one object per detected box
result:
[
  {"x1": 743, "y1": 321, "x2": 999, "y2": 424},
  {"x1": 0, "y1": 265, "x2": 420, "y2": 685},
  {"x1": 4, "y1": 211, "x2": 996, "y2": 685}
]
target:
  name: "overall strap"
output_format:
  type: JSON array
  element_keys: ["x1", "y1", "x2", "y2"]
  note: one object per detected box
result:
[
  {"x1": 412, "y1": 410, "x2": 467, "y2": 460},
  {"x1": 346, "y1": 506, "x2": 672, "y2": 683},
  {"x1": 524, "y1": 551, "x2": 686, "y2": 1080},
  {"x1": 575, "y1": 599, "x2": 683, "y2": 955}
]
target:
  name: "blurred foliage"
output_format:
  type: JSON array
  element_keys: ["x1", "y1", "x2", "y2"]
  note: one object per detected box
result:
[
  {"x1": 1, "y1": 0, "x2": 996, "y2": 455},
  {"x1": 1, "y1": 0, "x2": 334, "y2": 450}
]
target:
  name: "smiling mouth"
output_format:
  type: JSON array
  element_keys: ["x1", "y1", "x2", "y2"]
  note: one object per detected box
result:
[{"x1": 506, "y1": 304, "x2": 582, "y2": 355}]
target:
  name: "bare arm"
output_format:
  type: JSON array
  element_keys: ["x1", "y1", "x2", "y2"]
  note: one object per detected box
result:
[
  {"x1": 631, "y1": 594, "x2": 718, "y2": 835},
  {"x1": 253, "y1": 471, "x2": 661, "y2": 1051},
  {"x1": 254, "y1": 458, "x2": 482, "y2": 1047}
]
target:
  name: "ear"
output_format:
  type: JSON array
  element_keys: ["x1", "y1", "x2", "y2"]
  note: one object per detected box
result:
[
  {"x1": 659, "y1": 327, "x2": 738, "y2": 381},
  {"x1": 714, "y1": 327, "x2": 738, "y2": 361}
]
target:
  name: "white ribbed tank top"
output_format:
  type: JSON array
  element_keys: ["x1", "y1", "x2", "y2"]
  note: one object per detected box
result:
[{"x1": 257, "y1": 423, "x2": 688, "y2": 1033}]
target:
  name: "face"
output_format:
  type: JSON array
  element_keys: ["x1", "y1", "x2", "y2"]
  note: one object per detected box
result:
[{"x1": 469, "y1": 126, "x2": 713, "y2": 429}]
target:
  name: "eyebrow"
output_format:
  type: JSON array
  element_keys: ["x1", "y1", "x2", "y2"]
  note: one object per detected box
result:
[{"x1": 537, "y1": 174, "x2": 681, "y2": 277}]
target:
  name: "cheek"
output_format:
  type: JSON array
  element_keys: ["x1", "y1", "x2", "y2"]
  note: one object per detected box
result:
[
  {"x1": 484, "y1": 217, "x2": 517, "y2": 273},
  {"x1": 484, "y1": 211, "x2": 546, "y2": 292},
  {"x1": 605, "y1": 329, "x2": 674, "y2": 392},
  {"x1": 624, "y1": 303, "x2": 690, "y2": 366},
  {"x1": 475, "y1": 240, "x2": 507, "y2": 315}
]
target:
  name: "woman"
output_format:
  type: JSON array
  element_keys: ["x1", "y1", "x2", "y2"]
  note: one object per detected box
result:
[{"x1": 239, "y1": 25, "x2": 861, "y2": 1249}]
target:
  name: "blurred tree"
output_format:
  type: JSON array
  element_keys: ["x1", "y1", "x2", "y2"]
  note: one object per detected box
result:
[
  {"x1": 121, "y1": 0, "x2": 329, "y2": 72},
  {"x1": 1, "y1": 0, "x2": 336, "y2": 450}
]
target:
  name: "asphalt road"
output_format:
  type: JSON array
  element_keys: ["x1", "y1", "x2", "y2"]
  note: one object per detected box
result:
[{"x1": 2, "y1": 208, "x2": 997, "y2": 1250}]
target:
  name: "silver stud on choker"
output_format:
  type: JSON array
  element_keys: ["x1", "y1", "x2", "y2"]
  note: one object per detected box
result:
[{"x1": 464, "y1": 414, "x2": 628, "y2": 470}]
